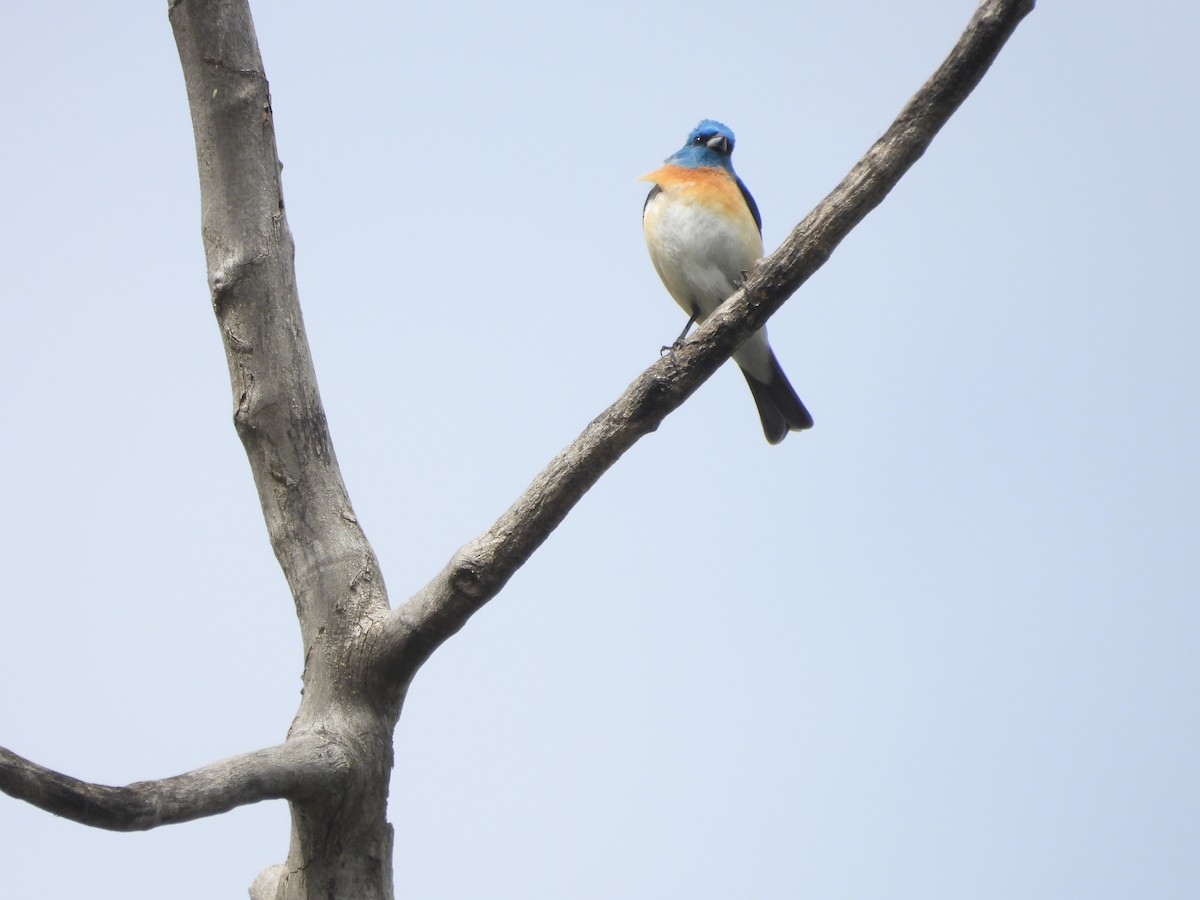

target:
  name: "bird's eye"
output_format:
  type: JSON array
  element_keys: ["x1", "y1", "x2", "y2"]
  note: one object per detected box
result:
[{"x1": 692, "y1": 135, "x2": 705, "y2": 145}]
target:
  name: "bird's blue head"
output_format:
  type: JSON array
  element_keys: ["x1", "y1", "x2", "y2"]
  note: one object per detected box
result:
[{"x1": 664, "y1": 119, "x2": 738, "y2": 171}]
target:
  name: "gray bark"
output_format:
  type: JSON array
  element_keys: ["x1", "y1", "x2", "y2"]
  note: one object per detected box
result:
[
  {"x1": 167, "y1": 0, "x2": 400, "y2": 895},
  {"x1": 0, "y1": 736, "x2": 339, "y2": 831},
  {"x1": 0, "y1": 0, "x2": 1035, "y2": 897}
]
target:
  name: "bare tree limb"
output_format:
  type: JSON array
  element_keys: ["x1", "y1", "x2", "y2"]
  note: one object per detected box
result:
[
  {"x1": 381, "y1": 0, "x2": 1036, "y2": 682},
  {"x1": 170, "y1": 2, "x2": 401, "y2": 894},
  {"x1": 169, "y1": 0, "x2": 391, "y2": 685},
  {"x1": 0, "y1": 734, "x2": 342, "y2": 832}
]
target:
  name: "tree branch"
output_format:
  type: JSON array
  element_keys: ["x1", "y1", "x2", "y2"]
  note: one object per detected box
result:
[
  {"x1": 381, "y1": 0, "x2": 1035, "y2": 682},
  {"x1": 0, "y1": 734, "x2": 343, "y2": 832},
  {"x1": 169, "y1": 4, "x2": 401, "y2": 890},
  {"x1": 170, "y1": 0, "x2": 394, "y2": 725}
]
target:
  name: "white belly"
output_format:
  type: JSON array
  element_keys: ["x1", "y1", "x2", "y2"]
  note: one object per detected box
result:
[
  {"x1": 643, "y1": 193, "x2": 764, "y2": 320},
  {"x1": 643, "y1": 190, "x2": 774, "y2": 381}
]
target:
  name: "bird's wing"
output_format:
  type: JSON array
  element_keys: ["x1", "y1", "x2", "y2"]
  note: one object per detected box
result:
[{"x1": 735, "y1": 176, "x2": 762, "y2": 235}]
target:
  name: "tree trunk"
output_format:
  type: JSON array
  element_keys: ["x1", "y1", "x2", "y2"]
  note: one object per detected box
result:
[{"x1": 170, "y1": 0, "x2": 403, "y2": 895}]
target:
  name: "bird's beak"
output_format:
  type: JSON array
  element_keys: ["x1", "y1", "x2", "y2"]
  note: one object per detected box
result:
[{"x1": 705, "y1": 134, "x2": 730, "y2": 154}]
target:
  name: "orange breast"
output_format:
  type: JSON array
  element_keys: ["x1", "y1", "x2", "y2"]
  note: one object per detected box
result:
[{"x1": 639, "y1": 164, "x2": 756, "y2": 229}]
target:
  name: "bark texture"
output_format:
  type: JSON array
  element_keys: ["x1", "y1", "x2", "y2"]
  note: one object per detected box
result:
[
  {"x1": 0, "y1": 1, "x2": 1035, "y2": 897},
  {"x1": 167, "y1": 0, "x2": 401, "y2": 895}
]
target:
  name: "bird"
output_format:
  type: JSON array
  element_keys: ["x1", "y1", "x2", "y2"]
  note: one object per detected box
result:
[{"x1": 640, "y1": 119, "x2": 813, "y2": 444}]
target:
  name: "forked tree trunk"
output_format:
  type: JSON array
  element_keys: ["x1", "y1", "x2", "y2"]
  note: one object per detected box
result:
[
  {"x1": 0, "y1": 2, "x2": 1035, "y2": 897},
  {"x1": 170, "y1": 1, "x2": 402, "y2": 896}
]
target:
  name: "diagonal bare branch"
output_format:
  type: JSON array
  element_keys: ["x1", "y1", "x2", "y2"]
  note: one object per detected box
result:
[
  {"x1": 0, "y1": 734, "x2": 344, "y2": 832},
  {"x1": 380, "y1": 0, "x2": 1036, "y2": 683}
]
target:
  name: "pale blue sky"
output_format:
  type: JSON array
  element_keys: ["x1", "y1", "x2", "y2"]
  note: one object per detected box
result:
[{"x1": 1, "y1": 1, "x2": 1197, "y2": 897}]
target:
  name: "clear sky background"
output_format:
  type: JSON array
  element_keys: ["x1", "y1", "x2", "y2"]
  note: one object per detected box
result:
[{"x1": 1, "y1": 1, "x2": 1197, "y2": 897}]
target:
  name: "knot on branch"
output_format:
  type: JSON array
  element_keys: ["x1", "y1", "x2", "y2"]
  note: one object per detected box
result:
[
  {"x1": 208, "y1": 251, "x2": 267, "y2": 315},
  {"x1": 450, "y1": 551, "x2": 487, "y2": 600},
  {"x1": 249, "y1": 864, "x2": 285, "y2": 900}
]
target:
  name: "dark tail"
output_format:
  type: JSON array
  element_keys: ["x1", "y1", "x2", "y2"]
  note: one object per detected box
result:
[{"x1": 740, "y1": 353, "x2": 814, "y2": 444}]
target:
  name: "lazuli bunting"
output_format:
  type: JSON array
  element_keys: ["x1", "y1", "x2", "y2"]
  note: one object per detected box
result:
[{"x1": 641, "y1": 119, "x2": 813, "y2": 443}]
